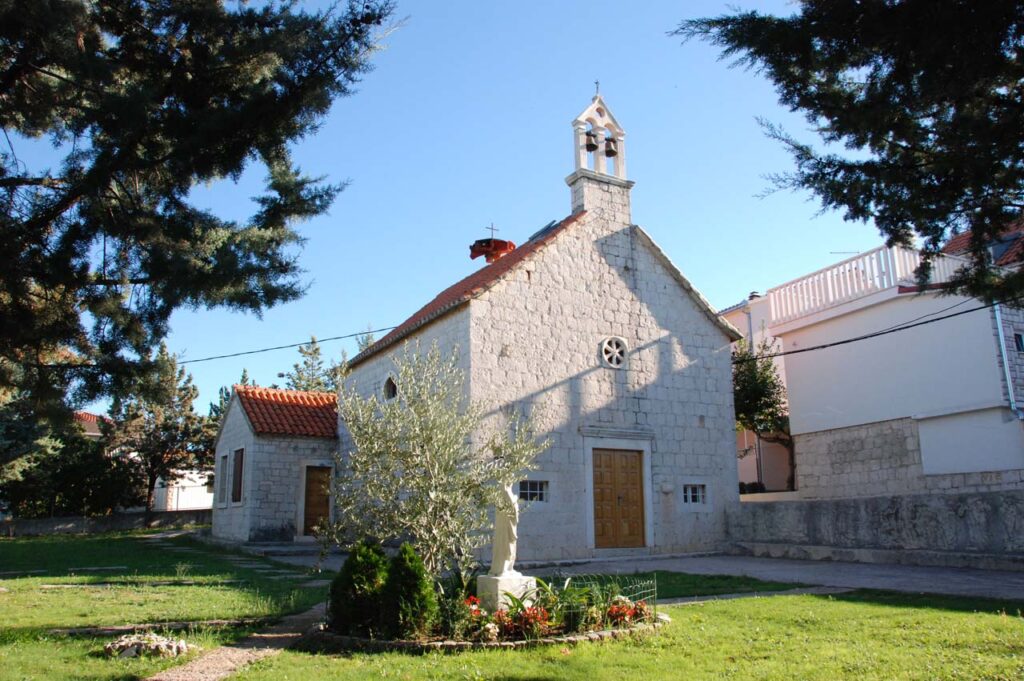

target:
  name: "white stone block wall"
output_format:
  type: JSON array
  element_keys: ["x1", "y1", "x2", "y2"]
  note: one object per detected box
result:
[
  {"x1": 795, "y1": 417, "x2": 1024, "y2": 499},
  {"x1": 244, "y1": 434, "x2": 336, "y2": 541},
  {"x1": 211, "y1": 399, "x2": 254, "y2": 541},
  {"x1": 470, "y1": 205, "x2": 738, "y2": 560},
  {"x1": 341, "y1": 309, "x2": 471, "y2": 453}
]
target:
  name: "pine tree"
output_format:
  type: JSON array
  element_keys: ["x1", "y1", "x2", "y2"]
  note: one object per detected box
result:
[
  {"x1": 0, "y1": 0, "x2": 393, "y2": 417},
  {"x1": 209, "y1": 369, "x2": 252, "y2": 420},
  {"x1": 107, "y1": 344, "x2": 214, "y2": 510},
  {"x1": 356, "y1": 326, "x2": 377, "y2": 352},
  {"x1": 677, "y1": 2, "x2": 1024, "y2": 303},
  {"x1": 282, "y1": 336, "x2": 334, "y2": 392}
]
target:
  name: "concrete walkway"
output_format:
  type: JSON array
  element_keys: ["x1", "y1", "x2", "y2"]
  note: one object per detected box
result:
[{"x1": 556, "y1": 554, "x2": 1024, "y2": 602}]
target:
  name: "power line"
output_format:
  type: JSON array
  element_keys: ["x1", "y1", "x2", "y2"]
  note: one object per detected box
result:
[
  {"x1": 178, "y1": 326, "x2": 397, "y2": 365},
  {"x1": 734, "y1": 298, "x2": 1017, "y2": 364}
]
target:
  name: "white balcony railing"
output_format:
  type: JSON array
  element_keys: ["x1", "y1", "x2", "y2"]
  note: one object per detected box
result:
[{"x1": 767, "y1": 246, "x2": 969, "y2": 325}]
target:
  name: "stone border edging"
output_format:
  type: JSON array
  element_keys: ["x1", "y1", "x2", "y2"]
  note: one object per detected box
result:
[{"x1": 296, "y1": 621, "x2": 662, "y2": 654}]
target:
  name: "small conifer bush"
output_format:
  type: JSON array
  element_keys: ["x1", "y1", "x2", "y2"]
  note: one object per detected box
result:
[
  {"x1": 327, "y1": 539, "x2": 388, "y2": 636},
  {"x1": 382, "y1": 542, "x2": 438, "y2": 639}
]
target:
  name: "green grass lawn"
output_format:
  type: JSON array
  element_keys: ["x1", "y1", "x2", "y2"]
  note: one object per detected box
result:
[
  {"x1": 234, "y1": 591, "x2": 1024, "y2": 681},
  {"x1": 0, "y1": 530, "x2": 329, "y2": 681},
  {"x1": 6, "y1": 532, "x2": 1023, "y2": 681}
]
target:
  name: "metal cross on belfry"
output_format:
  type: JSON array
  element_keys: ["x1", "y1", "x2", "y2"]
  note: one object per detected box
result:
[
  {"x1": 486, "y1": 222, "x2": 498, "y2": 238},
  {"x1": 594, "y1": 79, "x2": 600, "y2": 95}
]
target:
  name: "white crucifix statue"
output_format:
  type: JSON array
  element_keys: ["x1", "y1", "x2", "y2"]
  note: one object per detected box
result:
[{"x1": 477, "y1": 482, "x2": 536, "y2": 612}]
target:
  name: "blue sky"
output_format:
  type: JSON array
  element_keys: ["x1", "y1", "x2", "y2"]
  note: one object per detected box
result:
[{"x1": 84, "y1": 0, "x2": 887, "y2": 411}]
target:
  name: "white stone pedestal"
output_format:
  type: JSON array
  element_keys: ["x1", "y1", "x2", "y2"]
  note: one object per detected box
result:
[{"x1": 477, "y1": 573, "x2": 536, "y2": 612}]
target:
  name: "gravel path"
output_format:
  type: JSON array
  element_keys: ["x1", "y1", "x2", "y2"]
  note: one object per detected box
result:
[{"x1": 146, "y1": 602, "x2": 325, "y2": 681}]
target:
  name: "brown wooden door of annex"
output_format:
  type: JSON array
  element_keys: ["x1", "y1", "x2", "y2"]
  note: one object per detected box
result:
[
  {"x1": 303, "y1": 466, "x2": 332, "y2": 537},
  {"x1": 592, "y1": 449, "x2": 645, "y2": 548}
]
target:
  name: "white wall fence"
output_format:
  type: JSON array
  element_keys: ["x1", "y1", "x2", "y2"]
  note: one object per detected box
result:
[{"x1": 767, "y1": 246, "x2": 968, "y2": 325}]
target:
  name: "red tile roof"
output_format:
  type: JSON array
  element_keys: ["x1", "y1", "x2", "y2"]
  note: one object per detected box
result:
[
  {"x1": 235, "y1": 385, "x2": 337, "y2": 439},
  {"x1": 350, "y1": 211, "x2": 587, "y2": 367},
  {"x1": 73, "y1": 411, "x2": 106, "y2": 438},
  {"x1": 942, "y1": 220, "x2": 1024, "y2": 266}
]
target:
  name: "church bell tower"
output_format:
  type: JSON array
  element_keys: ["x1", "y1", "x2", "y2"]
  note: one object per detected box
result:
[{"x1": 566, "y1": 94, "x2": 634, "y2": 224}]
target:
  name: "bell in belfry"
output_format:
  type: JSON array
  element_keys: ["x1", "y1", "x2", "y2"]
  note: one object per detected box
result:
[
  {"x1": 585, "y1": 130, "x2": 599, "y2": 152},
  {"x1": 604, "y1": 136, "x2": 618, "y2": 157}
]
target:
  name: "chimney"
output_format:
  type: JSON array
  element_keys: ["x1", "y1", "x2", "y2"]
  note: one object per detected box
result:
[{"x1": 470, "y1": 238, "x2": 516, "y2": 264}]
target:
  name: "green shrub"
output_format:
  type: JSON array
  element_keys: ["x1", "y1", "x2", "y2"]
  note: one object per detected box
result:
[
  {"x1": 436, "y1": 574, "x2": 472, "y2": 640},
  {"x1": 327, "y1": 539, "x2": 388, "y2": 636},
  {"x1": 382, "y1": 542, "x2": 438, "y2": 639}
]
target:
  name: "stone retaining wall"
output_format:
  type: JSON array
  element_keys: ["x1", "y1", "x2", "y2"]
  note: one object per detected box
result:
[
  {"x1": 794, "y1": 417, "x2": 1024, "y2": 499},
  {"x1": 2, "y1": 509, "x2": 211, "y2": 537},
  {"x1": 727, "y1": 489, "x2": 1024, "y2": 560}
]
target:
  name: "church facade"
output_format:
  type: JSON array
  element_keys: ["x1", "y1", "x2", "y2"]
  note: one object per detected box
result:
[{"x1": 340, "y1": 97, "x2": 742, "y2": 561}]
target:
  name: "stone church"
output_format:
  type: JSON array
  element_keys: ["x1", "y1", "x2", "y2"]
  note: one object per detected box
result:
[{"x1": 213, "y1": 97, "x2": 742, "y2": 560}]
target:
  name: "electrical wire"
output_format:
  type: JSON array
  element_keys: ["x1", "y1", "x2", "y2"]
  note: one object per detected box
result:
[{"x1": 178, "y1": 326, "x2": 397, "y2": 365}]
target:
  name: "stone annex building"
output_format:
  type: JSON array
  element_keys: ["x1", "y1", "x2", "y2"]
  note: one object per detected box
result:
[{"x1": 213, "y1": 97, "x2": 744, "y2": 561}]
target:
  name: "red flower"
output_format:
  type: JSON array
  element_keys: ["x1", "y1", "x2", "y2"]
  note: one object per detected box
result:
[{"x1": 464, "y1": 595, "x2": 481, "y2": 607}]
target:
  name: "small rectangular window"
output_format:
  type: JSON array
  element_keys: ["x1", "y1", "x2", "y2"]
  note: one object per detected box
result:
[
  {"x1": 231, "y1": 448, "x2": 244, "y2": 503},
  {"x1": 217, "y1": 455, "x2": 228, "y2": 503},
  {"x1": 518, "y1": 479, "x2": 549, "y2": 502},
  {"x1": 1015, "y1": 333, "x2": 1024, "y2": 353},
  {"x1": 682, "y1": 484, "x2": 707, "y2": 504}
]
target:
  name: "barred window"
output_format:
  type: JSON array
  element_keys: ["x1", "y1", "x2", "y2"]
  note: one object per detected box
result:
[
  {"x1": 682, "y1": 484, "x2": 707, "y2": 505},
  {"x1": 518, "y1": 479, "x2": 549, "y2": 502}
]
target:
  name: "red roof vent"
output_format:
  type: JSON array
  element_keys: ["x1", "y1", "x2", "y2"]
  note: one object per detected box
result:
[{"x1": 470, "y1": 238, "x2": 517, "y2": 263}]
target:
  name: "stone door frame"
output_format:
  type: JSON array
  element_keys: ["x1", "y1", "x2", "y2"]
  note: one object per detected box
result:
[
  {"x1": 582, "y1": 433, "x2": 654, "y2": 551},
  {"x1": 294, "y1": 458, "x2": 335, "y2": 543}
]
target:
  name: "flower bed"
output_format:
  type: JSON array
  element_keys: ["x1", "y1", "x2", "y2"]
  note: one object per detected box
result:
[
  {"x1": 320, "y1": 564, "x2": 662, "y2": 653},
  {"x1": 296, "y1": 619, "x2": 663, "y2": 654}
]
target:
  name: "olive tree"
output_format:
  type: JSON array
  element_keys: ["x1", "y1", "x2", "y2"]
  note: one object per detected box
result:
[{"x1": 327, "y1": 343, "x2": 548, "y2": 581}]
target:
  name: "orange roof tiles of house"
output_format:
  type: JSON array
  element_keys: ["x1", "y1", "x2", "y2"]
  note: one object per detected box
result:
[
  {"x1": 350, "y1": 211, "x2": 586, "y2": 367},
  {"x1": 73, "y1": 410, "x2": 106, "y2": 438},
  {"x1": 234, "y1": 385, "x2": 338, "y2": 439},
  {"x1": 942, "y1": 221, "x2": 1024, "y2": 267}
]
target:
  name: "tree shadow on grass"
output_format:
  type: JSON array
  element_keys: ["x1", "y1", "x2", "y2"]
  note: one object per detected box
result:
[{"x1": 815, "y1": 588, "x2": 1024, "y2": 616}]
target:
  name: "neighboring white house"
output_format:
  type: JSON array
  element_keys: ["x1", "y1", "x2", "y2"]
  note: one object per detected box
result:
[
  {"x1": 213, "y1": 96, "x2": 744, "y2": 559},
  {"x1": 211, "y1": 386, "x2": 337, "y2": 542},
  {"x1": 722, "y1": 240, "x2": 1024, "y2": 500},
  {"x1": 73, "y1": 411, "x2": 214, "y2": 512}
]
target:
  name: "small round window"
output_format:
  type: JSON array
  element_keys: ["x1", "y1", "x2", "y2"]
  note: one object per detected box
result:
[
  {"x1": 383, "y1": 376, "x2": 398, "y2": 400},
  {"x1": 600, "y1": 337, "x2": 627, "y2": 369}
]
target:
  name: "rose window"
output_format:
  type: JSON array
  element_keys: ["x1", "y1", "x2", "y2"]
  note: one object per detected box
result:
[{"x1": 600, "y1": 337, "x2": 627, "y2": 369}]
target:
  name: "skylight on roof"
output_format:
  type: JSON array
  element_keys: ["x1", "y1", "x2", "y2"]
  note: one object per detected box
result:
[{"x1": 527, "y1": 220, "x2": 559, "y2": 242}]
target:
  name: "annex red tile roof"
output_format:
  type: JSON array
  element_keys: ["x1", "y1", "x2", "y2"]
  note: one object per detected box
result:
[
  {"x1": 350, "y1": 211, "x2": 587, "y2": 367},
  {"x1": 235, "y1": 385, "x2": 337, "y2": 439}
]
